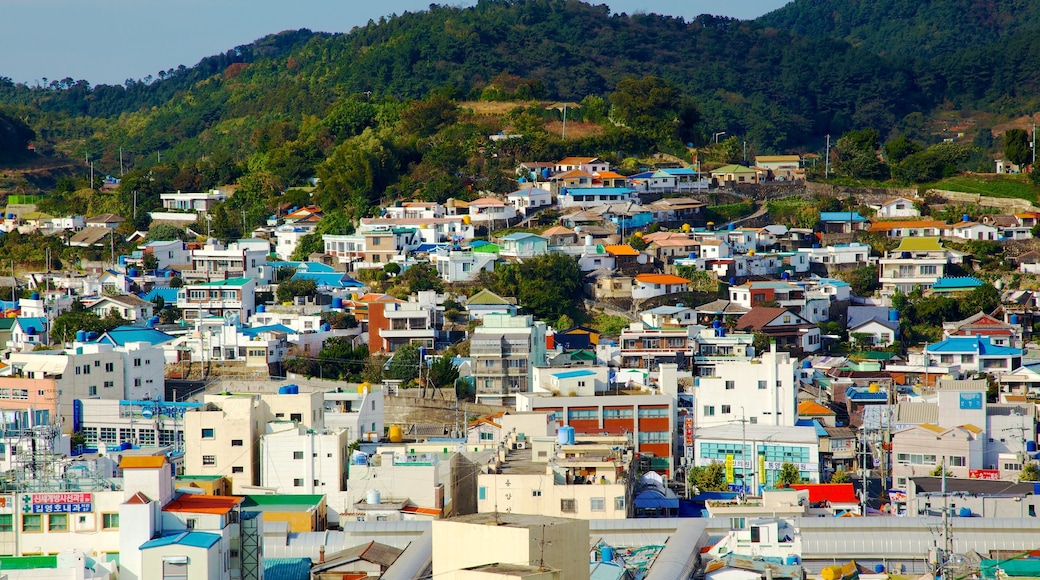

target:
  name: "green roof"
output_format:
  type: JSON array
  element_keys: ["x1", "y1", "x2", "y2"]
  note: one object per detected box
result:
[
  {"x1": 849, "y1": 351, "x2": 898, "y2": 361},
  {"x1": 894, "y1": 237, "x2": 944, "y2": 252},
  {"x1": 193, "y1": 277, "x2": 253, "y2": 287},
  {"x1": 467, "y1": 288, "x2": 512, "y2": 306},
  {"x1": 177, "y1": 474, "x2": 226, "y2": 481},
  {"x1": 711, "y1": 164, "x2": 757, "y2": 174},
  {"x1": 472, "y1": 243, "x2": 501, "y2": 254},
  {"x1": 570, "y1": 350, "x2": 597, "y2": 361},
  {"x1": 241, "y1": 494, "x2": 324, "y2": 510},
  {"x1": 0, "y1": 556, "x2": 58, "y2": 570},
  {"x1": 0, "y1": 318, "x2": 16, "y2": 331}
]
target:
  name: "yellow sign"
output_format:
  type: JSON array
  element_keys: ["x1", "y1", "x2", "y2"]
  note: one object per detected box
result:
[
  {"x1": 759, "y1": 455, "x2": 766, "y2": 485},
  {"x1": 725, "y1": 454, "x2": 734, "y2": 484}
]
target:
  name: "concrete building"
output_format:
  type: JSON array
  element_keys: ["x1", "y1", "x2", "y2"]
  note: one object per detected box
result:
[
  {"x1": 260, "y1": 421, "x2": 348, "y2": 495},
  {"x1": 160, "y1": 189, "x2": 230, "y2": 212},
  {"x1": 878, "y1": 237, "x2": 962, "y2": 296},
  {"x1": 139, "y1": 240, "x2": 191, "y2": 270},
  {"x1": 891, "y1": 423, "x2": 984, "y2": 489},
  {"x1": 73, "y1": 399, "x2": 200, "y2": 450},
  {"x1": 694, "y1": 423, "x2": 822, "y2": 491},
  {"x1": 176, "y1": 277, "x2": 257, "y2": 323},
  {"x1": 184, "y1": 238, "x2": 270, "y2": 283},
  {"x1": 693, "y1": 345, "x2": 797, "y2": 429},
  {"x1": 432, "y1": 513, "x2": 590, "y2": 580},
  {"x1": 873, "y1": 197, "x2": 921, "y2": 218},
  {"x1": 471, "y1": 314, "x2": 548, "y2": 406}
]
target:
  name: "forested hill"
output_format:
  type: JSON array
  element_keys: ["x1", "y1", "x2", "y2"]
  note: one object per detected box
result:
[
  {"x1": 2, "y1": 0, "x2": 1040, "y2": 161},
  {"x1": 757, "y1": 0, "x2": 1040, "y2": 58}
]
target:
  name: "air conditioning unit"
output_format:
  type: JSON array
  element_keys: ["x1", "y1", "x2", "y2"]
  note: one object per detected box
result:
[{"x1": 515, "y1": 441, "x2": 527, "y2": 450}]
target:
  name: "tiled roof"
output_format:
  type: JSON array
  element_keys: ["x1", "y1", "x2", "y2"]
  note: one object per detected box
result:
[
  {"x1": 467, "y1": 288, "x2": 515, "y2": 306},
  {"x1": 97, "y1": 327, "x2": 175, "y2": 346},
  {"x1": 798, "y1": 400, "x2": 835, "y2": 416},
  {"x1": 163, "y1": 495, "x2": 243, "y2": 515},
  {"x1": 735, "y1": 307, "x2": 791, "y2": 330},
  {"x1": 925, "y1": 336, "x2": 1022, "y2": 356},
  {"x1": 264, "y1": 558, "x2": 312, "y2": 580},
  {"x1": 635, "y1": 273, "x2": 690, "y2": 285}
]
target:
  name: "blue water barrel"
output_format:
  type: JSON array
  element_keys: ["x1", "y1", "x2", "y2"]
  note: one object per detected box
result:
[
  {"x1": 558, "y1": 425, "x2": 575, "y2": 446},
  {"x1": 26, "y1": 326, "x2": 36, "y2": 335},
  {"x1": 277, "y1": 385, "x2": 292, "y2": 394},
  {"x1": 781, "y1": 271, "x2": 790, "y2": 280},
  {"x1": 889, "y1": 309, "x2": 900, "y2": 321},
  {"x1": 129, "y1": 268, "x2": 140, "y2": 277},
  {"x1": 728, "y1": 223, "x2": 735, "y2": 231},
  {"x1": 962, "y1": 214, "x2": 970, "y2": 222},
  {"x1": 30, "y1": 292, "x2": 39, "y2": 300},
  {"x1": 958, "y1": 507, "x2": 972, "y2": 517},
  {"x1": 286, "y1": 384, "x2": 299, "y2": 395},
  {"x1": 802, "y1": 360, "x2": 812, "y2": 369},
  {"x1": 257, "y1": 305, "x2": 266, "y2": 313},
  {"x1": 332, "y1": 297, "x2": 344, "y2": 309},
  {"x1": 712, "y1": 320, "x2": 722, "y2": 329},
  {"x1": 76, "y1": 330, "x2": 87, "y2": 342},
  {"x1": 165, "y1": 270, "x2": 174, "y2": 278},
  {"x1": 874, "y1": 564, "x2": 885, "y2": 573},
  {"x1": 601, "y1": 546, "x2": 615, "y2": 562},
  {"x1": 321, "y1": 323, "x2": 331, "y2": 332},
  {"x1": 1028, "y1": 441, "x2": 1038, "y2": 453},
  {"x1": 86, "y1": 332, "x2": 98, "y2": 341},
  {"x1": 1011, "y1": 314, "x2": 1020, "y2": 325},
  {"x1": 787, "y1": 556, "x2": 802, "y2": 566}
]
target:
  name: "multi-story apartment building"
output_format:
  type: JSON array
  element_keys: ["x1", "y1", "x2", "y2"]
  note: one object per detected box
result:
[
  {"x1": 471, "y1": 313, "x2": 547, "y2": 406},
  {"x1": 176, "y1": 277, "x2": 256, "y2": 323},
  {"x1": 184, "y1": 238, "x2": 270, "y2": 282},
  {"x1": 376, "y1": 290, "x2": 443, "y2": 352},
  {"x1": 260, "y1": 422, "x2": 349, "y2": 495},
  {"x1": 73, "y1": 398, "x2": 201, "y2": 450},
  {"x1": 878, "y1": 237, "x2": 964, "y2": 296},
  {"x1": 693, "y1": 344, "x2": 798, "y2": 429},
  {"x1": 619, "y1": 324, "x2": 694, "y2": 370}
]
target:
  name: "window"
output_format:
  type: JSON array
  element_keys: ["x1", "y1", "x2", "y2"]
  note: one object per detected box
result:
[
  {"x1": 758, "y1": 380, "x2": 767, "y2": 389},
  {"x1": 293, "y1": 451, "x2": 304, "y2": 460},
  {"x1": 478, "y1": 486, "x2": 487, "y2": 501},
  {"x1": 100, "y1": 427, "x2": 117, "y2": 443},
  {"x1": 22, "y1": 514, "x2": 42, "y2": 532},
  {"x1": 201, "y1": 428, "x2": 215, "y2": 439},
  {"x1": 749, "y1": 416, "x2": 758, "y2": 424},
  {"x1": 48, "y1": 513, "x2": 68, "y2": 531},
  {"x1": 82, "y1": 365, "x2": 90, "y2": 375},
  {"x1": 637, "y1": 407, "x2": 668, "y2": 418},
  {"x1": 479, "y1": 432, "x2": 494, "y2": 441},
  {"x1": 232, "y1": 466, "x2": 244, "y2": 474},
  {"x1": 532, "y1": 490, "x2": 543, "y2": 497},
  {"x1": 603, "y1": 408, "x2": 634, "y2": 419},
  {"x1": 590, "y1": 497, "x2": 606, "y2": 512},
  {"x1": 948, "y1": 456, "x2": 967, "y2": 467},
  {"x1": 134, "y1": 378, "x2": 142, "y2": 387},
  {"x1": 615, "y1": 496, "x2": 626, "y2": 510},
  {"x1": 105, "y1": 362, "x2": 114, "y2": 372},
  {"x1": 703, "y1": 405, "x2": 715, "y2": 417},
  {"x1": 133, "y1": 358, "x2": 142, "y2": 367},
  {"x1": 722, "y1": 405, "x2": 732, "y2": 414},
  {"x1": 725, "y1": 380, "x2": 735, "y2": 390},
  {"x1": 0, "y1": 514, "x2": 12, "y2": 532},
  {"x1": 232, "y1": 439, "x2": 243, "y2": 447},
  {"x1": 186, "y1": 518, "x2": 196, "y2": 530},
  {"x1": 561, "y1": 499, "x2": 576, "y2": 513},
  {"x1": 920, "y1": 265, "x2": 937, "y2": 275},
  {"x1": 291, "y1": 413, "x2": 303, "y2": 423},
  {"x1": 293, "y1": 478, "x2": 304, "y2": 487},
  {"x1": 104, "y1": 381, "x2": 114, "y2": 389},
  {"x1": 202, "y1": 455, "x2": 216, "y2": 466},
  {"x1": 961, "y1": 355, "x2": 975, "y2": 364},
  {"x1": 88, "y1": 386, "x2": 97, "y2": 397}
]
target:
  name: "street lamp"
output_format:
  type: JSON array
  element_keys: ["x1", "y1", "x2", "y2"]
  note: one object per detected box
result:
[{"x1": 714, "y1": 131, "x2": 726, "y2": 144}]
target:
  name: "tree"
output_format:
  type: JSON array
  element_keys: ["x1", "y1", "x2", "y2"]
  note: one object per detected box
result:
[
  {"x1": 752, "y1": 331, "x2": 772, "y2": 355},
  {"x1": 830, "y1": 469, "x2": 852, "y2": 483},
  {"x1": 385, "y1": 344, "x2": 421, "y2": 382},
  {"x1": 843, "y1": 265, "x2": 879, "y2": 297},
  {"x1": 141, "y1": 253, "x2": 159, "y2": 272},
  {"x1": 51, "y1": 309, "x2": 125, "y2": 344},
  {"x1": 1004, "y1": 128, "x2": 1032, "y2": 168},
  {"x1": 145, "y1": 223, "x2": 188, "y2": 242},
  {"x1": 397, "y1": 263, "x2": 443, "y2": 295},
  {"x1": 481, "y1": 253, "x2": 584, "y2": 322},
  {"x1": 276, "y1": 279, "x2": 317, "y2": 303},
  {"x1": 930, "y1": 464, "x2": 952, "y2": 477},
  {"x1": 383, "y1": 262, "x2": 401, "y2": 276},
  {"x1": 608, "y1": 76, "x2": 699, "y2": 144},
  {"x1": 689, "y1": 461, "x2": 729, "y2": 492},
  {"x1": 884, "y1": 134, "x2": 921, "y2": 164},
  {"x1": 959, "y1": 284, "x2": 1000, "y2": 318},
  {"x1": 428, "y1": 355, "x2": 460, "y2": 392},
  {"x1": 776, "y1": 462, "x2": 801, "y2": 487},
  {"x1": 1020, "y1": 462, "x2": 1040, "y2": 482}
]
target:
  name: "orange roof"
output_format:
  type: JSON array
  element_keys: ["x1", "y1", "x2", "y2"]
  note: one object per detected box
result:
[
  {"x1": 868, "y1": 219, "x2": 948, "y2": 232},
  {"x1": 120, "y1": 456, "x2": 168, "y2": 469},
  {"x1": 604, "y1": 244, "x2": 640, "y2": 256},
  {"x1": 1015, "y1": 212, "x2": 1039, "y2": 219},
  {"x1": 652, "y1": 238, "x2": 699, "y2": 248},
  {"x1": 164, "y1": 495, "x2": 243, "y2": 515},
  {"x1": 358, "y1": 293, "x2": 399, "y2": 303},
  {"x1": 126, "y1": 491, "x2": 152, "y2": 505},
  {"x1": 642, "y1": 231, "x2": 687, "y2": 243},
  {"x1": 542, "y1": 225, "x2": 576, "y2": 237},
  {"x1": 555, "y1": 169, "x2": 593, "y2": 179},
  {"x1": 798, "y1": 400, "x2": 836, "y2": 416},
  {"x1": 635, "y1": 274, "x2": 691, "y2": 285},
  {"x1": 401, "y1": 504, "x2": 442, "y2": 516},
  {"x1": 595, "y1": 171, "x2": 627, "y2": 179},
  {"x1": 469, "y1": 198, "x2": 506, "y2": 206},
  {"x1": 557, "y1": 156, "x2": 598, "y2": 165}
]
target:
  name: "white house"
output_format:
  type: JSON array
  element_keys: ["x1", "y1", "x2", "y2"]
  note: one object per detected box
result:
[
  {"x1": 874, "y1": 197, "x2": 921, "y2": 218},
  {"x1": 949, "y1": 221, "x2": 999, "y2": 241},
  {"x1": 83, "y1": 294, "x2": 155, "y2": 325},
  {"x1": 140, "y1": 240, "x2": 190, "y2": 270},
  {"x1": 467, "y1": 198, "x2": 517, "y2": 226},
  {"x1": 159, "y1": 189, "x2": 229, "y2": 212},
  {"x1": 797, "y1": 242, "x2": 872, "y2": 266},
  {"x1": 847, "y1": 306, "x2": 900, "y2": 347},
  {"x1": 631, "y1": 274, "x2": 690, "y2": 300},
  {"x1": 260, "y1": 421, "x2": 348, "y2": 494},
  {"x1": 431, "y1": 249, "x2": 497, "y2": 283},
  {"x1": 506, "y1": 186, "x2": 553, "y2": 216},
  {"x1": 694, "y1": 346, "x2": 798, "y2": 429}
]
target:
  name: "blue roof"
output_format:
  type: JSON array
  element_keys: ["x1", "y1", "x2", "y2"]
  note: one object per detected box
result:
[
  {"x1": 508, "y1": 186, "x2": 548, "y2": 197},
  {"x1": 140, "y1": 531, "x2": 221, "y2": 550},
  {"x1": 413, "y1": 243, "x2": 448, "y2": 253},
  {"x1": 241, "y1": 324, "x2": 295, "y2": 337},
  {"x1": 143, "y1": 288, "x2": 179, "y2": 303},
  {"x1": 264, "y1": 558, "x2": 312, "y2": 580},
  {"x1": 813, "y1": 277, "x2": 850, "y2": 287},
  {"x1": 845, "y1": 387, "x2": 888, "y2": 401},
  {"x1": 296, "y1": 262, "x2": 335, "y2": 273},
  {"x1": 97, "y1": 327, "x2": 176, "y2": 346},
  {"x1": 819, "y1": 211, "x2": 867, "y2": 222},
  {"x1": 16, "y1": 317, "x2": 46, "y2": 331},
  {"x1": 931, "y1": 276, "x2": 985, "y2": 290},
  {"x1": 926, "y1": 336, "x2": 1023, "y2": 356},
  {"x1": 561, "y1": 187, "x2": 635, "y2": 196},
  {"x1": 795, "y1": 418, "x2": 830, "y2": 437},
  {"x1": 628, "y1": 171, "x2": 655, "y2": 179},
  {"x1": 662, "y1": 167, "x2": 698, "y2": 176},
  {"x1": 501, "y1": 232, "x2": 547, "y2": 241},
  {"x1": 291, "y1": 271, "x2": 364, "y2": 288},
  {"x1": 553, "y1": 369, "x2": 597, "y2": 379},
  {"x1": 469, "y1": 240, "x2": 492, "y2": 248}
]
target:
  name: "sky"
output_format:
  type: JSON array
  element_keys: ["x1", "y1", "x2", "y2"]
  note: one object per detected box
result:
[{"x1": 1, "y1": 0, "x2": 789, "y2": 86}]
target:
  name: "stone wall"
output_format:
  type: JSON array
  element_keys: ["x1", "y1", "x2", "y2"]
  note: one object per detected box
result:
[{"x1": 925, "y1": 189, "x2": 1040, "y2": 213}]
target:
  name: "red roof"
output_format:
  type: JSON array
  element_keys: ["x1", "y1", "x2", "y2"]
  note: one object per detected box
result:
[
  {"x1": 401, "y1": 504, "x2": 442, "y2": 516},
  {"x1": 790, "y1": 483, "x2": 859, "y2": 504},
  {"x1": 163, "y1": 495, "x2": 243, "y2": 515},
  {"x1": 635, "y1": 274, "x2": 691, "y2": 285}
]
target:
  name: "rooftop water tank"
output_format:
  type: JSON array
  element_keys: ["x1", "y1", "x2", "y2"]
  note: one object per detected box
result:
[
  {"x1": 889, "y1": 309, "x2": 900, "y2": 321},
  {"x1": 1028, "y1": 441, "x2": 1038, "y2": 453},
  {"x1": 958, "y1": 507, "x2": 972, "y2": 517},
  {"x1": 787, "y1": 556, "x2": 802, "y2": 566},
  {"x1": 86, "y1": 332, "x2": 98, "y2": 341},
  {"x1": 389, "y1": 425, "x2": 403, "y2": 443},
  {"x1": 352, "y1": 451, "x2": 369, "y2": 465},
  {"x1": 257, "y1": 305, "x2": 266, "y2": 313},
  {"x1": 802, "y1": 360, "x2": 812, "y2": 369},
  {"x1": 601, "y1": 546, "x2": 615, "y2": 563},
  {"x1": 558, "y1": 425, "x2": 575, "y2": 446},
  {"x1": 712, "y1": 320, "x2": 722, "y2": 329},
  {"x1": 873, "y1": 564, "x2": 885, "y2": 573},
  {"x1": 25, "y1": 326, "x2": 36, "y2": 335},
  {"x1": 962, "y1": 214, "x2": 970, "y2": 223},
  {"x1": 367, "y1": 489, "x2": 381, "y2": 505},
  {"x1": 781, "y1": 271, "x2": 790, "y2": 280},
  {"x1": 332, "y1": 297, "x2": 344, "y2": 309},
  {"x1": 1011, "y1": 314, "x2": 1020, "y2": 325},
  {"x1": 321, "y1": 323, "x2": 331, "y2": 332},
  {"x1": 76, "y1": 330, "x2": 87, "y2": 342},
  {"x1": 30, "y1": 292, "x2": 39, "y2": 300},
  {"x1": 128, "y1": 268, "x2": 140, "y2": 277},
  {"x1": 277, "y1": 384, "x2": 299, "y2": 395}
]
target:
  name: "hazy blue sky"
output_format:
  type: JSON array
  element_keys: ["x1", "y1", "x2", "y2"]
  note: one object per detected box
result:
[{"x1": 1, "y1": 0, "x2": 789, "y2": 86}]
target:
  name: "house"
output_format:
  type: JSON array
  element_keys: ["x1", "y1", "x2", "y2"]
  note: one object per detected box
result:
[
  {"x1": 595, "y1": 202, "x2": 653, "y2": 233},
  {"x1": 847, "y1": 306, "x2": 900, "y2": 347},
  {"x1": 7, "y1": 316, "x2": 48, "y2": 352},
  {"x1": 592, "y1": 169, "x2": 630, "y2": 188},
  {"x1": 924, "y1": 336, "x2": 1022, "y2": 376},
  {"x1": 431, "y1": 248, "x2": 498, "y2": 283},
  {"x1": 877, "y1": 237, "x2": 962, "y2": 296},
  {"x1": 468, "y1": 198, "x2": 518, "y2": 226},
  {"x1": 176, "y1": 277, "x2": 257, "y2": 323},
  {"x1": 642, "y1": 197, "x2": 707, "y2": 227},
  {"x1": 585, "y1": 269, "x2": 634, "y2": 300},
  {"x1": 927, "y1": 276, "x2": 985, "y2": 296},
  {"x1": 506, "y1": 186, "x2": 553, "y2": 216},
  {"x1": 554, "y1": 156, "x2": 610, "y2": 175},
  {"x1": 85, "y1": 213, "x2": 126, "y2": 229},
  {"x1": 465, "y1": 288, "x2": 518, "y2": 320},
  {"x1": 950, "y1": 220, "x2": 999, "y2": 241},
  {"x1": 944, "y1": 312, "x2": 1022, "y2": 348},
  {"x1": 186, "y1": 238, "x2": 271, "y2": 283},
  {"x1": 543, "y1": 225, "x2": 579, "y2": 246},
  {"x1": 640, "y1": 305, "x2": 696, "y2": 328},
  {"x1": 499, "y1": 232, "x2": 549, "y2": 258},
  {"x1": 631, "y1": 273, "x2": 690, "y2": 300},
  {"x1": 754, "y1": 155, "x2": 803, "y2": 181},
  {"x1": 159, "y1": 189, "x2": 229, "y2": 212},
  {"x1": 382, "y1": 201, "x2": 445, "y2": 220},
  {"x1": 139, "y1": 240, "x2": 190, "y2": 270},
  {"x1": 734, "y1": 307, "x2": 821, "y2": 354},
  {"x1": 867, "y1": 219, "x2": 950, "y2": 238},
  {"x1": 873, "y1": 197, "x2": 921, "y2": 218},
  {"x1": 558, "y1": 187, "x2": 636, "y2": 209},
  {"x1": 818, "y1": 211, "x2": 869, "y2": 233},
  {"x1": 551, "y1": 168, "x2": 595, "y2": 190},
  {"x1": 797, "y1": 242, "x2": 872, "y2": 266},
  {"x1": 83, "y1": 294, "x2": 155, "y2": 325},
  {"x1": 1016, "y1": 250, "x2": 1040, "y2": 274},
  {"x1": 710, "y1": 164, "x2": 759, "y2": 185},
  {"x1": 891, "y1": 424, "x2": 984, "y2": 488},
  {"x1": 69, "y1": 226, "x2": 114, "y2": 248}
]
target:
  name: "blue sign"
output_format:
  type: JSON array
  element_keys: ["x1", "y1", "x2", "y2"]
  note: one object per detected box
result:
[
  {"x1": 32, "y1": 503, "x2": 92, "y2": 513},
  {"x1": 959, "y1": 392, "x2": 983, "y2": 410}
]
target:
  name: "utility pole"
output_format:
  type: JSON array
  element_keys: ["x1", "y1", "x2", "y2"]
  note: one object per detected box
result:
[
  {"x1": 561, "y1": 104, "x2": 568, "y2": 140},
  {"x1": 740, "y1": 407, "x2": 748, "y2": 501},
  {"x1": 119, "y1": 147, "x2": 124, "y2": 176},
  {"x1": 825, "y1": 134, "x2": 831, "y2": 179}
]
